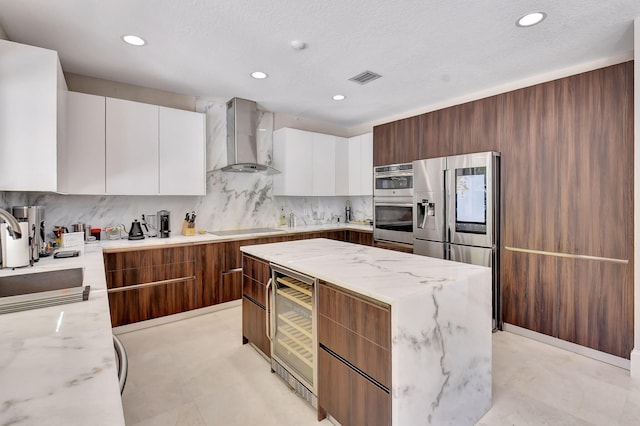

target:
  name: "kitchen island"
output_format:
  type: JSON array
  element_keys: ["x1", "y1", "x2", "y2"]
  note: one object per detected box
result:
[{"x1": 240, "y1": 238, "x2": 492, "y2": 426}]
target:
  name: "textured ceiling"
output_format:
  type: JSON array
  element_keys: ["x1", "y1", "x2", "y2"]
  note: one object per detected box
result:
[{"x1": 0, "y1": 0, "x2": 638, "y2": 130}]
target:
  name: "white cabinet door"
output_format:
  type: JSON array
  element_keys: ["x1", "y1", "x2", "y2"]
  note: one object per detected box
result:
[
  {"x1": 348, "y1": 136, "x2": 362, "y2": 195},
  {"x1": 106, "y1": 98, "x2": 159, "y2": 195},
  {"x1": 312, "y1": 133, "x2": 336, "y2": 196},
  {"x1": 159, "y1": 107, "x2": 205, "y2": 195},
  {"x1": 0, "y1": 40, "x2": 64, "y2": 191},
  {"x1": 273, "y1": 128, "x2": 313, "y2": 196},
  {"x1": 359, "y1": 132, "x2": 373, "y2": 196},
  {"x1": 335, "y1": 138, "x2": 349, "y2": 196},
  {"x1": 63, "y1": 92, "x2": 106, "y2": 194}
]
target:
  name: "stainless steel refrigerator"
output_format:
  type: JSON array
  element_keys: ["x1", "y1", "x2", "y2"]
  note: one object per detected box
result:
[{"x1": 412, "y1": 151, "x2": 501, "y2": 329}]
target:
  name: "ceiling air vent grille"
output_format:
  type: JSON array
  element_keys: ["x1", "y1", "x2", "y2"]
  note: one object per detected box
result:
[{"x1": 348, "y1": 70, "x2": 382, "y2": 85}]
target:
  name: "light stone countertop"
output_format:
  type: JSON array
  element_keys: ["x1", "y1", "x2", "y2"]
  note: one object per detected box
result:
[
  {"x1": 0, "y1": 244, "x2": 125, "y2": 426},
  {"x1": 240, "y1": 238, "x2": 493, "y2": 425},
  {"x1": 240, "y1": 237, "x2": 487, "y2": 304},
  {"x1": 99, "y1": 223, "x2": 372, "y2": 252},
  {"x1": 0, "y1": 224, "x2": 371, "y2": 425}
]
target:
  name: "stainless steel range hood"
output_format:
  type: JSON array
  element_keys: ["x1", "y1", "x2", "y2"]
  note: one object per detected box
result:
[{"x1": 222, "y1": 97, "x2": 278, "y2": 173}]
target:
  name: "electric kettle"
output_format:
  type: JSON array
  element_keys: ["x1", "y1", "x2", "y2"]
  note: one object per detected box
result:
[{"x1": 128, "y1": 220, "x2": 145, "y2": 240}]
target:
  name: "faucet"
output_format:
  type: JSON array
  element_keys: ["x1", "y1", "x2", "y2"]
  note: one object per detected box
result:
[{"x1": 0, "y1": 208, "x2": 23, "y2": 239}]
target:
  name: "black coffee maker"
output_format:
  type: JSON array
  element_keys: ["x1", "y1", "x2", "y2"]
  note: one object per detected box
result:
[{"x1": 158, "y1": 210, "x2": 170, "y2": 238}]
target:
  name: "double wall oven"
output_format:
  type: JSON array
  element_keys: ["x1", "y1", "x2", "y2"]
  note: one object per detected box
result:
[{"x1": 373, "y1": 163, "x2": 414, "y2": 246}]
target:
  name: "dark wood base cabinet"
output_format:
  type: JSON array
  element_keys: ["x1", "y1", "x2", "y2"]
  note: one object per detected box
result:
[
  {"x1": 318, "y1": 348, "x2": 390, "y2": 426},
  {"x1": 241, "y1": 255, "x2": 271, "y2": 357},
  {"x1": 108, "y1": 280, "x2": 196, "y2": 326},
  {"x1": 104, "y1": 246, "x2": 198, "y2": 327},
  {"x1": 317, "y1": 281, "x2": 391, "y2": 426},
  {"x1": 241, "y1": 296, "x2": 270, "y2": 357}
]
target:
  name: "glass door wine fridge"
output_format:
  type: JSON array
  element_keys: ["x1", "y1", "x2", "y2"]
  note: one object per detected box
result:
[{"x1": 268, "y1": 264, "x2": 317, "y2": 407}]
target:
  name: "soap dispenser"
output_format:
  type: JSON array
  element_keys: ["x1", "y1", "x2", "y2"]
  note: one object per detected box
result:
[{"x1": 279, "y1": 207, "x2": 286, "y2": 226}]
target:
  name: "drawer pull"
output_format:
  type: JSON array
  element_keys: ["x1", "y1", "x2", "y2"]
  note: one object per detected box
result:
[{"x1": 107, "y1": 276, "x2": 196, "y2": 293}]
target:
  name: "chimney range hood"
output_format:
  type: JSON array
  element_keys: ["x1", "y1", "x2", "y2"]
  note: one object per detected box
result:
[{"x1": 221, "y1": 97, "x2": 278, "y2": 174}]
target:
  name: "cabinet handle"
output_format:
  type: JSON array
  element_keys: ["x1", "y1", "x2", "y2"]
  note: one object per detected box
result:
[
  {"x1": 107, "y1": 276, "x2": 196, "y2": 293},
  {"x1": 265, "y1": 278, "x2": 273, "y2": 341}
]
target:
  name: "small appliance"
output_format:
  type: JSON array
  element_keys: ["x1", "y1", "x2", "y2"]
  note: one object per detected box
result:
[
  {"x1": 158, "y1": 210, "x2": 170, "y2": 238},
  {"x1": 12, "y1": 206, "x2": 45, "y2": 262},
  {"x1": 0, "y1": 221, "x2": 30, "y2": 268},
  {"x1": 128, "y1": 220, "x2": 145, "y2": 240}
]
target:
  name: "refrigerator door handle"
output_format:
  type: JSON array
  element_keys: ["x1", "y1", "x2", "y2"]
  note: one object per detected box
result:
[{"x1": 445, "y1": 168, "x2": 453, "y2": 259}]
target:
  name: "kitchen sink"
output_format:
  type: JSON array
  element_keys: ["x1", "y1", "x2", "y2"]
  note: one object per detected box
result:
[
  {"x1": 207, "y1": 227, "x2": 282, "y2": 236},
  {"x1": 0, "y1": 268, "x2": 89, "y2": 314}
]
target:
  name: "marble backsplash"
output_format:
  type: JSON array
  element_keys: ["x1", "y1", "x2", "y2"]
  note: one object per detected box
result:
[{"x1": 0, "y1": 101, "x2": 372, "y2": 240}]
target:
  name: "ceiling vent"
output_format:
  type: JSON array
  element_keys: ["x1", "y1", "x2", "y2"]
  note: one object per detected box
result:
[{"x1": 348, "y1": 70, "x2": 382, "y2": 85}]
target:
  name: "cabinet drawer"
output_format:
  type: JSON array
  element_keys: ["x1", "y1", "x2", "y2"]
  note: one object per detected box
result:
[
  {"x1": 319, "y1": 347, "x2": 390, "y2": 426},
  {"x1": 242, "y1": 296, "x2": 271, "y2": 358},
  {"x1": 106, "y1": 261, "x2": 196, "y2": 289},
  {"x1": 242, "y1": 274, "x2": 266, "y2": 307},
  {"x1": 218, "y1": 270, "x2": 242, "y2": 304},
  {"x1": 242, "y1": 254, "x2": 270, "y2": 284},
  {"x1": 319, "y1": 314, "x2": 390, "y2": 388},
  {"x1": 107, "y1": 279, "x2": 196, "y2": 327},
  {"x1": 318, "y1": 282, "x2": 390, "y2": 350}
]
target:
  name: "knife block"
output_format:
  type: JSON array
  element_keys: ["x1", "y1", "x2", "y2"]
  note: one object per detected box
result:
[{"x1": 181, "y1": 220, "x2": 196, "y2": 236}]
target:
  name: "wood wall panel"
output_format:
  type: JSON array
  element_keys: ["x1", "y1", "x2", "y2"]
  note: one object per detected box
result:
[
  {"x1": 554, "y1": 63, "x2": 632, "y2": 260},
  {"x1": 501, "y1": 81, "x2": 560, "y2": 252},
  {"x1": 421, "y1": 107, "x2": 458, "y2": 159},
  {"x1": 500, "y1": 62, "x2": 633, "y2": 357},
  {"x1": 557, "y1": 258, "x2": 632, "y2": 358},
  {"x1": 501, "y1": 250, "x2": 558, "y2": 337},
  {"x1": 373, "y1": 115, "x2": 421, "y2": 166}
]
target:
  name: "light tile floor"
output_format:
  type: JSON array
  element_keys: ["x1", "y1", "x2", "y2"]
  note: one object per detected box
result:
[{"x1": 117, "y1": 306, "x2": 640, "y2": 425}]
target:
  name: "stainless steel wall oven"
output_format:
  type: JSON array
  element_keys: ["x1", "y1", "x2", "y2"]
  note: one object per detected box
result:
[{"x1": 373, "y1": 163, "x2": 414, "y2": 245}]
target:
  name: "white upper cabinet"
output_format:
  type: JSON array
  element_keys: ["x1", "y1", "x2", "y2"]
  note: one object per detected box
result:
[
  {"x1": 353, "y1": 132, "x2": 373, "y2": 196},
  {"x1": 335, "y1": 132, "x2": 373, "y2": 196},
  {"x1": 63, "y1": 92, "x2": 106, "y2": 194},
  {"x1": 273, "y1": 128, "x2": 313, "y2": 196},
  {"x1": 274, "y1": 128, "x2": 372, "y2": 197},
  {"x1": 0, "y1": 40, "x2": 67, "y2": 192},
  {"x1": 312, "y1": 133, "x2": 338, "y2": 196},
  {"x1": 106, "y1": 98, "x2": 159, "y2": 195},
  {"x1": 159, "y1": 107, "x2": 206, "y2": 196}
]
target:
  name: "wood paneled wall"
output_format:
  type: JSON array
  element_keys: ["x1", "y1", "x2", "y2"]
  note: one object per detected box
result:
[{"x1": 372, "y1": 61, "x2": 634, "y2": 358}]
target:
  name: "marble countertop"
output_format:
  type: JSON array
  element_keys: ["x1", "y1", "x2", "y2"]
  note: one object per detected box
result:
[
  {"x1": 0, "y1": 245, "x2": 125, "y2": 426},
  {"x1": 240, "y1": 238, "x2": 489, "y2": 305},
  {"x1": 241, "y1": 238, "x2": 493, "y2": 425},
  {"x1": 99, "y1": 223, "x2": 372, "y2": 252}
]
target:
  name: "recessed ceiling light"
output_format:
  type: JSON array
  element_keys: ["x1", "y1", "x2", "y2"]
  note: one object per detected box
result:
[
  {"x1": 290, "y1": 40, "x2": 307, "y2": 50},
  {"x1": 332, "y1": 95, "x2": 346, "y2": 101},
  {"x1": 251, "y1": 71, "x2": 268, "y2": 79},
  {"x1": 122, "y1": 34, "x2": 146, "y2": 46},
  {"x1": 516, "y1": 12, "x2": 546, "y2": 27}
]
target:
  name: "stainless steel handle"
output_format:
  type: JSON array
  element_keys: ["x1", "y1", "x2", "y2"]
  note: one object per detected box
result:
[
  {"x1": 265, "y1": 278, "x2": 273, "y2": 341},
  {"x1": 113, "y1": 334, "x2": 128, "y2": 395},
  {"x1": 107, "y1": 276, "x2": 196, "y2": 293}
]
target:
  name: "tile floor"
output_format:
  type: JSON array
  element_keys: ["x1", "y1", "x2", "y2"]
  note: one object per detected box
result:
[{"x1": 117, "y1": 306, "x2": 640, "y2": 425}]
